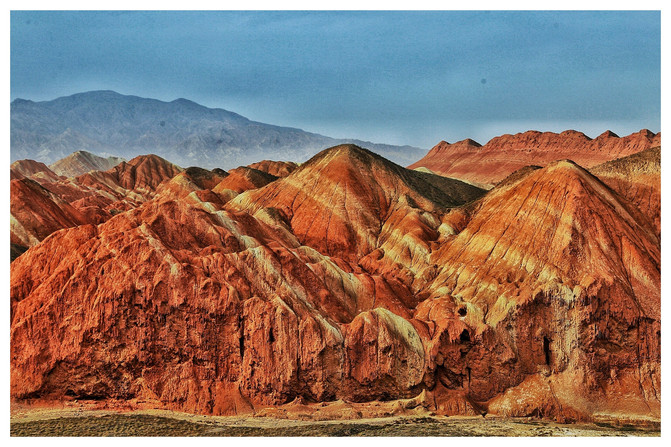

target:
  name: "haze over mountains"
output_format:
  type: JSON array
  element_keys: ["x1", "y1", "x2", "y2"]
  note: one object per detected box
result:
[{"x1": 11, "y1": 90, "x2": 427, "y2": 169}]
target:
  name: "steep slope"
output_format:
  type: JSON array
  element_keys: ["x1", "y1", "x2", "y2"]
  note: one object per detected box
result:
[
  {"x1": 49, "y1": 150, "x2": 125, "y2": 177},
  {"x1": 409, "y1": 129, "x2": 660, "y2": 187},
  {"x1": 106, "y1": 154, "x2": 183, "y2": 193},
  {"x1": 11, "y1": 90, "x2": 426, "y2": 168},
  {"x1": 155, "y1": 167, "x2": 229, "y2": 202},
  {"x1": 214, "y1": 167, "x2": 278, "y2": 193},
  {"x1": 75, "y1": 154, "x2": 182, "y2": 199},
  {"x1": 10, "y1": 178, "x2": 90, "y2": 257},
  {"x1": 590, "y1": 146, "x2": 661, "y2": 236},
  {"x1": 231, "y1": 144, "x2": 486, "y2": 265},
  {"x1": 416, "y1": 160, "x2": 660, "y2": 420},
  {"x1": 10, "y1": 185, "x2": 430, "y2": 411},
  {"x1": 10, "y1": 159, "x2": 61, "y2": 182}
]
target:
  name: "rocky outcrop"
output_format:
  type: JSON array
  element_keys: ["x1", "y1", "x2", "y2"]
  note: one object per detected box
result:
[
  {"x1": 231, "y1": 145, "x2": 485, "y2": 264},
  {"x1": 213, "y1": 167, "x2": 278, "y2": 193},
  {"x1": 104, "y1": 154, "x2": 183, "y2": 193},
  {"x1": 155, "y1": 167, "x2": 229, "y2": 201},
  {"x1": 9, "y1": 144, "x2": 660, "y2": 423},
  {"x1": 417, "y1": 159, "x2": 660, "y2": 420},
  {"x1": 409, "y1": 129, "x2": 661, "y2": 187}
]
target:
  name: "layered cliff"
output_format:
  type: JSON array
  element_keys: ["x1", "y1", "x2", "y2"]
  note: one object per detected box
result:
[{"x1": 10, "y1": 144, "x2": 660, "y2": 422}]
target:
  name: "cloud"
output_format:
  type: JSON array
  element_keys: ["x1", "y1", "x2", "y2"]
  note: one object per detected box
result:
[{"x1": 10, "y1": 11, "x2": 660, "y2": 148}]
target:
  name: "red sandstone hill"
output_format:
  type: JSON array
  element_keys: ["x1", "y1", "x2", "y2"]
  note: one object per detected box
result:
[
  {"x1": 231, "y1": 145, "x2": 485, "y2": 265},
  {"x1": 214, "y1": 166, "x2": 278, "y2": 194},
  {"x1": 10, "y1": 159, "x2": 62, "y2": 182},
  {"x1": 9, "y1": 143, "x2": 660, "y2": 423},
  {"x1": 102, "y1": 154, "x2": 183, "y2": 193},
  {"x1": 409, "y1": 129, "x2": 660, "y2": 187},
  {"x1": 247, "y1": 160, "x2": 299, "y2": 178},
  {"x1": 10, "y1": 154, "x2": 184, "y2": 262},
  {"x1": 155, "y1": 167, "x2": 229, "y2": 201},
  {"x1": 419, "y1": 160, "x2": 660, "y2": 418},
  {"x1": 10, "y1": 178, "x2": 89, "y2": 259},
  {"x1": 590, "y1": 146, "x2": 661, "y2": 237}
]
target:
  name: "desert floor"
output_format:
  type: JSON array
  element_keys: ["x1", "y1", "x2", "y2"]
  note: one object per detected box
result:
[{"x1": 10, "y1": 402, "x2": 660, "y2": 437}]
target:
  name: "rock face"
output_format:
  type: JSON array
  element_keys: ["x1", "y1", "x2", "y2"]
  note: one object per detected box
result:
[
  {"x1": 49, "y1": 150, "x2": 125, "y2": 178},
  {"x1": 420, "y1": 160, "x2": 660, "y2": 420},
  {"x1": 10, "y1": 144, "x2": 660, "y2": 423},
  {"x1": 409, "y1": 129, "x2": 661, "y2": 187}
]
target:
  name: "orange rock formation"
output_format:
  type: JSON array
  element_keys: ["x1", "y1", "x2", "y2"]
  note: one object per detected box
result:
[
  {"x1": 9, "y1": 144, "x2": 660, "y2": 423},
  {"x1": 408, "y1": 129, "x2": 660, "y2": 187}
]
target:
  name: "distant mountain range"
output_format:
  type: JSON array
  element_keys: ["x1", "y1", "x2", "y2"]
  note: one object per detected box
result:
[
  {"x1": 408, "y1": 129, "x2": 661, "y2": 188},
  {"x1": 10, "y1": 90, "x2": 426, "y2": 169}
]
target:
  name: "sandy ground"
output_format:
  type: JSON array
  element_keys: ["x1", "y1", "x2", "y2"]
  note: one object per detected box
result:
[{"x1": 10, "y1": 400, "x2": 660, "y2": 437}]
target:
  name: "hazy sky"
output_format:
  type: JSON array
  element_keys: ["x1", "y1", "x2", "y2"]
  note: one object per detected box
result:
[{"x1": 10, "y1": 10, "x2": 661, "y2": 148}]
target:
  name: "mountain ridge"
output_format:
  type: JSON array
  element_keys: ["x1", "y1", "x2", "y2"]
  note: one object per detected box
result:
[
  {"x1": 409, "y1": 128, "x2": 661, "y2": 187},
  {"x1": 11, "y1": 90, "x2": 427, "y2": 169}
]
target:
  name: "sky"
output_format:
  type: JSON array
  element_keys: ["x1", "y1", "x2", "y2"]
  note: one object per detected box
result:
[{"x1": 10, "y1": 10, "x2": 661, "y2": 148}]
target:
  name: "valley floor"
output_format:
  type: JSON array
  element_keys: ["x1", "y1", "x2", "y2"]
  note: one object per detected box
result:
[{"x1": 10, "y1": 404, "x2": 660, "y2": 437}]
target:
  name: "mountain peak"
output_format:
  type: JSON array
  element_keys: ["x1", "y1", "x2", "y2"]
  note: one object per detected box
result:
[
  {"x1": 545, "y1": 158, "x2": 581, "y2": 170},
  {"x1": 109, "y1": 154, "x2": 182, "y2": 192},
  {"x1": 231, "y1": 144, "x2": 484, "y2": 263},
  {"x1": 69, "y1": 90, "x2": 125, "y2": 100},
  {"x1": 10, "y1": 98, "x2": 34, "y2": 106},
  {"x1": 247, "y1": 160, "x2": 298, "y2": 178},
  {"x1": 637, "y1": 129, "x2": 655, "y2": 139},
  {"x1": 597, "y1": 130, "x2": 619, "y2": 139},
  {"x1": 171, "y1": 97, "x2": 197, "y2": 104},
  {"x1": 10, "y1": 159, "x2": 60, "y2": 182},
  {"x1": 301, "y1": 144, "x2": 393, "y2": 172},
  {"x1": 453, "y1": 138, "x2": 482, "y2": 148},
  {"x1": 49, "y1": 150, "x2": 125, "y2": 177}
]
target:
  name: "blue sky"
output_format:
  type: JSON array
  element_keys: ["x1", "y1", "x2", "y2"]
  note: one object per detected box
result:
[{"x1": 10, "y1": 10, "x2": 661, "y2": 148}]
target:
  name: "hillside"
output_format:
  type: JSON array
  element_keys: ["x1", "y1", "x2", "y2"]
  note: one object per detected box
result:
[{"x1": 9, "y1": 144, "x2": 659, "y2": 422}]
